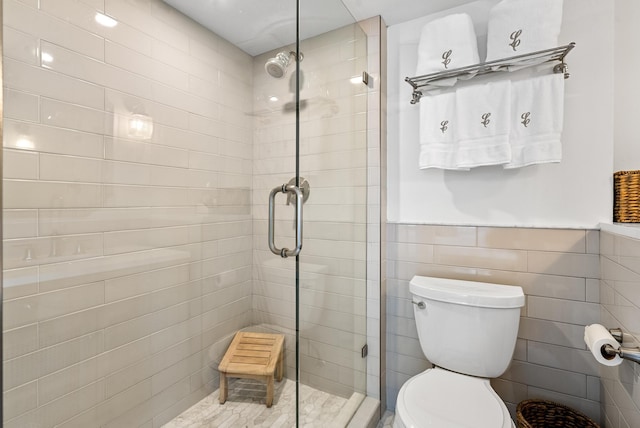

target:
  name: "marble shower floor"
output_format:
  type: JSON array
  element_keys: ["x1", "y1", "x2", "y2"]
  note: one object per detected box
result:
[
  {"x1": 377, "y1": 411, "x2": 394, "y2": 428},
  {"x1": 163, "y1": 378, "x2": 352, "y2": 428}
]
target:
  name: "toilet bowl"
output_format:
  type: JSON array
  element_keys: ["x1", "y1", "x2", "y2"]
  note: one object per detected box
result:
[
  {"x1": 393, "y1": 276, "x2": 525, "y2": 428},
  {"x1": 394, "y1": 368, "x2": 513, "y2": 428}
]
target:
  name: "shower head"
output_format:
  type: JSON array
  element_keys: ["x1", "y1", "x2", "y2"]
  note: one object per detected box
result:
[
  {"x1": 265, "y1": 52, "x2": 289, "y2": 78},
  {"x1": 264, "y1": 51, "x2": 303, "y2": 79}
]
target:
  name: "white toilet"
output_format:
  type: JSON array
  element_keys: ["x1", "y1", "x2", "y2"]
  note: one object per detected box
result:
[{"x1": 393, "y1": 276, "x2": 525, "y2": 428}]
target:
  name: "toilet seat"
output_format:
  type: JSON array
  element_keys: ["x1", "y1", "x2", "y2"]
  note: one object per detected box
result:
[{"x1": 393, "y1": 367, "x2": 514, "y2": 428}]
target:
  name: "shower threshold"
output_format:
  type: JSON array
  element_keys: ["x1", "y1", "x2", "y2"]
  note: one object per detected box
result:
[{"x1": 162, "y1": 378, "x2": 363, "y2": 428}]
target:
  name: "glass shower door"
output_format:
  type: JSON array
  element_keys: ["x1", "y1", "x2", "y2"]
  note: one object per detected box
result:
[
  {"x1": 296, "y1": 2, "x2": 369, "y2": 423},
  {"x1": 261, "y1": 1, "x2": 369, "y2": 422},
  {"x1": 259, "y1": 1, "x2": 370, "y2": 424}
]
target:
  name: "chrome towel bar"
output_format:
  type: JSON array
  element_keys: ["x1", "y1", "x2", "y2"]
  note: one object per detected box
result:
[{"x1": 405, "y1": 43, "x2": 576, "y2": 104}]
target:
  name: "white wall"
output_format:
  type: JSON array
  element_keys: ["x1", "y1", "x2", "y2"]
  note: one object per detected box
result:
[
  {"x1": 387, "y1": 0, "x2": 614, "y2": 228},
  {"x1": 614, "y1": 0, "x2": 640, "y2": 172}
]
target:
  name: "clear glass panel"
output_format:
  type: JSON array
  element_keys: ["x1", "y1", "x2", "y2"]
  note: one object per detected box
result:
[
  {"x1": 297, "y1": 0, "x2": 369, "y2": 424},
  {"x1": 251, "y1": 2, "x2": 300, "y2": 424},
  {"x1": 252, "y1": 1, "x2": 370, "y2": 426},
  {"x1": 2, "y1": 0, "x2": 370, "y2": 426}
]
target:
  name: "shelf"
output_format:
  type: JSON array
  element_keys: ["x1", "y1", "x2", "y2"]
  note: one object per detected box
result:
[
  {"x1": 405, "y1": 43, "x2": 576, "y2": 104},
  {"x1": 600, "y1": 223, "x2": 640, "y2": 240}
]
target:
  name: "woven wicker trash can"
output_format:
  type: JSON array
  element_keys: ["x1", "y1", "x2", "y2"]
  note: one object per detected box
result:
[
  {"x1": 614, "y1": 170, "x2": 640, "y2": 223},
  {"x1": 516, "y1": 399, "x2": 600, "y2": 428}
]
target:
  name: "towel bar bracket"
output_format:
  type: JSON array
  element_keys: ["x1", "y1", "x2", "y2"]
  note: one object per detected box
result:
[
  {"x1": 553, "y1": 62, "x2": 570, "y2": 79},
  {"x1": 405, "y1": 43, "x2": 576, "y2": 104},
  {"x1": 410, "y1": 91, "x2": 422, "y2": 105}
]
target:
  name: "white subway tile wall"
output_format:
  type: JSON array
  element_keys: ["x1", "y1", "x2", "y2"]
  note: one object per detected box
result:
[
  {"x1": 386, "y1": 224, "x2": 602, "y2": 423},
  {"x1": 3, "y1": 0, "x2": 254, "y2": 426},
  {"x1": 4, "y1": 0, "x2": 381, "y2": 426},
  {"x1": 600, "y1": 230, "x2": 640, "y2": 428}
]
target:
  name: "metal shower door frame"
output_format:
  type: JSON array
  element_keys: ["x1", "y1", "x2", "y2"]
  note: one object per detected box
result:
[{"x1": 0, "y1": 0, "x2": 5, "y2": 425}]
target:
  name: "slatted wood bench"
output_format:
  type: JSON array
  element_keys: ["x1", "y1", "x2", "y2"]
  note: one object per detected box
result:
[{"x1": 218, "y1": 331, "x2": 284, "y2": 408}]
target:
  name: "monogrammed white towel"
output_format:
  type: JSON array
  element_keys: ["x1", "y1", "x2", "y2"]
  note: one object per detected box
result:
[
  {"x1": 455, "y1": 81, "x2": 512, "y2": 168},
  {"x1": 504, "y1": 74, "x2": 564, "y2": 169},
  {"x1": 485, "y1": 0, "x2": 564, "y2": 62},
  {"x1": 415, "y1": 13, "x2": 480, "y2": 83},
  {"x1": 419, "y1": 91, "x2": 469, "y2": 170}
]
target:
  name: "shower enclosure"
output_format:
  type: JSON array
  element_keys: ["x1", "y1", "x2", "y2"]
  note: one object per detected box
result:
[{"x1": 2, "y1": 0, "x2": 380, "y2": 426}]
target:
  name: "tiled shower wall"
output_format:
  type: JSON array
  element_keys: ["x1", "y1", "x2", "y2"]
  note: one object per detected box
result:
[
  {"x1": 251, "y1": 24, "x2": 370, "y2": 398},
  {"x1": 3, "y1": 1, "x2": 253, "y2": 426},
  {"x1": 600, "y1": 229, "x2": 640, "y2": 427},
  {"x1": 386, "y1": 224, "x2": 602, "y2": 422}
]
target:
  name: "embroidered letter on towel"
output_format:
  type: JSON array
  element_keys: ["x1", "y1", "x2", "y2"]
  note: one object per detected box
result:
[
  {"x1": 485, "y1": 0, "x2": 564, "y2": 63},
  {"x1": 504, "y1": 74, "x2": 564, "y2": 169},
  {"x1": 419, "y1": 91, "x2": 469, "y2": 170},
  {"x1": 415, "y1": 14, "x2": 479, "y2": 86},
  {"x1": 455, "y1": 81, "x2": 512, "y2": 168}
]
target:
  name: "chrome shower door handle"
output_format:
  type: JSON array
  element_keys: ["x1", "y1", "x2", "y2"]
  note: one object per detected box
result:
[{"x1": 268, "y1": 184, "x2": 303, "y2": 258}]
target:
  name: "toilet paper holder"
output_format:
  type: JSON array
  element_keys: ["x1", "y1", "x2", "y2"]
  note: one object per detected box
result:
[{"x1": 602, "y1": 328, "x2": 640, "y2": 365}]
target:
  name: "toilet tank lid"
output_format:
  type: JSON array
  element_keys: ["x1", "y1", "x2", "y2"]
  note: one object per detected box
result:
[{"x1": 410, "y1": 276, "x2": 525, "y2": 308}]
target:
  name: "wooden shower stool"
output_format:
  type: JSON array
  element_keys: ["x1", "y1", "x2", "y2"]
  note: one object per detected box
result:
[{"x1": 218, "y1": 332, "x2": 284, "y2": 408}]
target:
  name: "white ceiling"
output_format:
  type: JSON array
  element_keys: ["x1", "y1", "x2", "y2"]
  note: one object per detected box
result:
[
  {"x1": 162, "y1": 0, "x2": 473, "y2": 56},
  {"x1": 343, "y1": 0, "x2": 475, "y2": 27}
]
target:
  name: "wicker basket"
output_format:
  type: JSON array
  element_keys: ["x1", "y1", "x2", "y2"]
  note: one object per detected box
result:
[
  {"x1": 614, "y1": 170, "x2": 640, "y2": 223},
  {"x1": 516, "y1": 399, "x2": 600, "y2": 428}
]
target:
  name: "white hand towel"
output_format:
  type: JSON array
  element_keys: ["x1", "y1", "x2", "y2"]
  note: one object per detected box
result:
[
  {"x1": 504, "y1": 74, "x2": 564, "y2": 169},
  {"x1": 455, "y1": 81, "x2": 512, "y2": 168},
  {"x1": 419, "y1": 91, "x2": 469, "y2": 170},
  {"x1": 486, "y1": 0, "x2": 564, "y2": 62},
  {"x1": 415, "y1": 13, "x2": 480, "y2": 80}
]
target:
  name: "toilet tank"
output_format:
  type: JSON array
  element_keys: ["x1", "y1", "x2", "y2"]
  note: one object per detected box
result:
[{"x1": 410, "y1": 276, "x2": 525, "y2": 378}]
